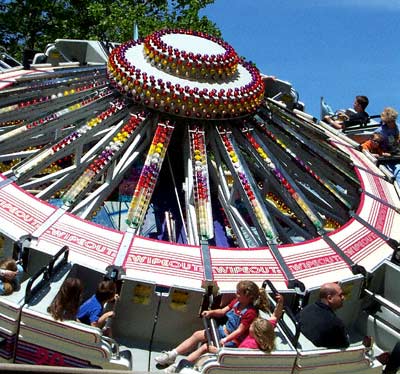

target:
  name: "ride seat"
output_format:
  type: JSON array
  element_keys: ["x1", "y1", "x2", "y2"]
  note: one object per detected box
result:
[
  {"x1": 200, "y1": 348, "x2": 297, "y2": 374},
  {"x1": 294, "y1": 345, "x2": 376, "y2": 374}
]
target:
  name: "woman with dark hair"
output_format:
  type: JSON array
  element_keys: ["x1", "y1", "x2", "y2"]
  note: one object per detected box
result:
[{"x1": 48, "y1": 278, "x2": 83, "y2": 321}]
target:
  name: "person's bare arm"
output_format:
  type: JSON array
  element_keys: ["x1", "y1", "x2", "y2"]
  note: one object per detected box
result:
[
  {"x1": 202, "y1": 305, "x2": 230, "y2": 319},
  {"x1": 220, "y1": 322, "x2": 247, "y2": 346},
  {"x1": 0, "y1": 269, "x2": 17, "y2": 281},
  {"x1": 91, "y1": 311, "x2": 115, "y2": 328},
  {"x1": 323, "y1": 115, "x2": 344, "y2": 129},
  {"x1": 271, "y1": 294, "x2": 284, "y2": 322}
]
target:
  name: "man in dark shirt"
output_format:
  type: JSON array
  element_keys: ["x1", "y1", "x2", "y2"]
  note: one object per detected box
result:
[
  {"x1": 323, "y1": 95, "x2": 369, "y2": 130},
  {"x1": 297, "y1": 282, "x2": 349, "y2": 349}
]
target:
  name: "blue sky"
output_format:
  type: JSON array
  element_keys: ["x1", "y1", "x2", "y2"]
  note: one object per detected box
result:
[{"x1": 201, "y1": 0, "x2": 400, "y2": 119}]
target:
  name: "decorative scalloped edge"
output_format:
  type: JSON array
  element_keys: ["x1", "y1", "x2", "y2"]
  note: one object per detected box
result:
[{"x1": 107, "y1": 30, "x2": 265, "y2": 120}]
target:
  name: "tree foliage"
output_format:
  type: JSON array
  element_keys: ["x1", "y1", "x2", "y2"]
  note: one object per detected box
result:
[{"x1": 0, "y1": 0, "x2": 220, "y2": 61}]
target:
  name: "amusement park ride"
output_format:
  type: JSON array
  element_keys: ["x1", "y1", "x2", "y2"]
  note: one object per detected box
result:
[{"x1": 0, "y1": 30, "x2": 399, "y2": 373}]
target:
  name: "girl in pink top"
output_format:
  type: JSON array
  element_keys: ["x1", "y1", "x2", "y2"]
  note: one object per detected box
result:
[
  {"x1": 155, "y1": 280, "x2": 270, "y2": 369},
  {"x1": 239, "y1": 294, "x2": 284, "y2": 352}
]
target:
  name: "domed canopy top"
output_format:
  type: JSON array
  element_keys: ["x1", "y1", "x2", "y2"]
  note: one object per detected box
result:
[{"x1": 107, "y1": 29, "x2": 265, "y2": 120}]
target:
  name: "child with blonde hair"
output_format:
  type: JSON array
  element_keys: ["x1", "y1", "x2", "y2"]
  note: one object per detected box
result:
[
  {"x1": 239, "y1": 293, "x2": 284, "y2": 352},
  {"x1": 155, "y1": 280, "x2": 269, "y2": 372}
]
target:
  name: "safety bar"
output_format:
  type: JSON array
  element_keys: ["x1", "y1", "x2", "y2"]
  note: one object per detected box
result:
[
  {"x1": 47, "y1": 245, "x2": 69, "y2": 275},
  {"x1": 202, "y1": 317, "x2": 220, "y2": 350},
  {"x1": 363, "y1": 289, "x2": 400, "y2": 335},
  {"x1": 363, "y1": 289, "x2": 400, "y2": 319},
  {"x1": 262, "y1": 279, "x2": 301, "y2": 348},
  {"x1": 342, "y1": 117, "x2": 381, "y2": 131},
  {"x1": 24, "y1": 246, "x2": 69, "y2": 304},
  {"x1": 24, "y1": 264, "x2": 50, "y2": 304}
]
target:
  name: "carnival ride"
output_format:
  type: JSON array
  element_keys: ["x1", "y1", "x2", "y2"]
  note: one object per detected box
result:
[
  {"x1": 0, "y1": 30, "x2": 399, "y2": 373},
  {"x1": 0, "y1": 47, "x2": 22, "y2": 72}
]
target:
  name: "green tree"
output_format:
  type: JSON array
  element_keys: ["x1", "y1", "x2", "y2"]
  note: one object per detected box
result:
[{"x1": 0, "y1": 0, "x2": 220, "y2": 62}]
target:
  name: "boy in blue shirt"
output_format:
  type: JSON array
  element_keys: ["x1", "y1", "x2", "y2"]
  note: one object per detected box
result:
[{"x1": 77, "y1": 280, "x2": 117, "y2": 329}]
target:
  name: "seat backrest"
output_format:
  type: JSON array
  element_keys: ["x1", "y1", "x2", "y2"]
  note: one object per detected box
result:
[
  {"x1": 22, "y1": 307, "x2": 104, "y2": 343},
  {"x1": 334, "y1": 275, "x2": 364, "y2": 329},
  {"x1": 17, "y1": 308, "x2": 112, "y2": 367},
  {"x1": 294, "y1": 345, "x2": 370, "y2": 374},
  {"x1": 67, "y1": 263, "x2": 104, "y2": 302},
  {"x1": 202, "y1": 348, "x2": 297, "y2": 374},
  {"x1": 25, "y1": 248, "x2": 52, "y2": 277},
  {"x1": 0, "y1": 261, "x2": 69, "y2": 362},
  {"x1": 112, "y1": 278, "x2": 159, "y2": 345},
  {"x1": 383, "y1": 261, "x2": 400, "y2": 305},
  {"x1": 152, "y1": 286, "x2": 204, "y2": 349}
]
